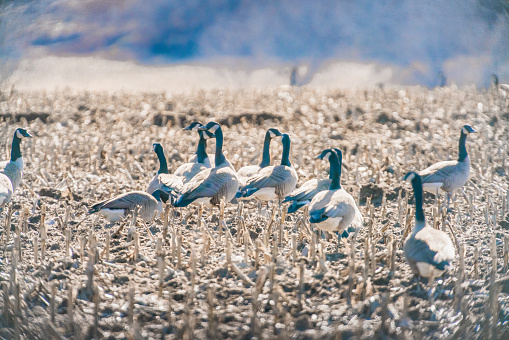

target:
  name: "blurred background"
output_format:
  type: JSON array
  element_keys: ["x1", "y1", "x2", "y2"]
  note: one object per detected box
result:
[{"x1": 1, "y1": 0, "x2": 509, "y2": 91}]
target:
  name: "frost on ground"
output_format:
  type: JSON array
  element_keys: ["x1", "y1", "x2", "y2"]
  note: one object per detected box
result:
[{"x1": 0, "y1": 85, "x2": 508, "y2": 339}]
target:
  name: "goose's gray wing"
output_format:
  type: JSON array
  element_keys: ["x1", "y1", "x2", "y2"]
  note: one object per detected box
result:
[
  {"x1": 244, "y1": 166, "x2": 297, "y2": 193},
  {"x1": 0, "y1": 161, "x2": 22, "y2": 191},
  {"x1": 420, "y1": 161, "x2": 458, "y2": 183},
  {"x1": 285, "y1": 178, "x2": 330, "y2": 201},
  {"x1": 178, "y1": 167, "x2": 239, "y2": 204},
  {"x1": 98, "y1": 191, "x2": 153, "y2": 210}
]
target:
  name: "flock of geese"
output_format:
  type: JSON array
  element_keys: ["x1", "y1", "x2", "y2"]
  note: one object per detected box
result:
[{"x1": 0, "y1": 122, "x2": 477, "y2": 282}]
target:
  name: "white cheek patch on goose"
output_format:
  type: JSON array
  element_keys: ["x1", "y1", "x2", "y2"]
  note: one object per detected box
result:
[
  {"x1": 322, "y1": 152, "x2": 331, "y2": 161},
  {"x1": 405, "y1": 173, "x2": 416, "y2": 182},
  {"x1": 16, "y1": 131, "x2": 23, "y2": 139},
  {"x1": 461, "y1": 127, "x2": 467, "y2": 134},
  {"x1": 209, "y1": 125, "x2": 219, "y2": 134},
  {"x1": 269, "y1": 130, "x2": 276, "y2": 138}
]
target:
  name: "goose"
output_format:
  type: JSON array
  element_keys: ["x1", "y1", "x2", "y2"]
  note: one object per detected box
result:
[
  {"x1": 403, "y1": 171, "x2": 455, "y2": 279},
  {"x1": 0, "y1": 128, "x2": 33, "y2": 192},
  {"x1": 237, "y1": 128, "x2": 283, "y2": 186},
  {"x1": 308, "y1": 149, "x2": 363, "y2": 239},
  {"x1": 146, "y1": 143, "x2": 183, "y2": 204},
  {"x1": 283, "y1": 147, "x2": 341, "y2": 213},
  {"x1": 174, "y1": 122, "x2": 214, "y2": 182},
  {"x1": 89, "y1": 190, "x2": 164, "y2": 223},
  {"x1": 419, "y1": 125, "x2": 476, "y2": 207},
  {"x1": 237, "y1": 133, "x2": 298, "y2": 205},
  {"x1": 174, "y1": 122, "x2": 239, "y2": 208}
]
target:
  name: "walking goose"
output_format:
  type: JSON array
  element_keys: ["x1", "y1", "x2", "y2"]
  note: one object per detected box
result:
[
  {"x1": 237, "y1": 133, "x2": 298, "y2": 204},
  {"x1": 89, "y1": 190, "x2": 164, "y2": 222},
  {"x1": 284, "y1": 147, "x2": 341, "y2": 213},
  {"x1": 308, "y1": 149, "x2": 363, "y2": 237},
  {"x1": 146, "y1": 143, "x2": 183, "y2": 203},
  {"x1": 237, "y1": 128, "x2": 283, "y2": 186},
  {"x1": 403, "y1": 171, "x2": 455, "y2": 278},
  {"x1": 174, "y1": 122, "x2": 239, "y2": 208},
  {"x1": 0, "y1": 128, "x2": 33, "y2": 192},
  {"x1": 174, "y1": 122, "x2": 214, "y2": 182},
  {"x1": 419, "y1": 125, "x2": 476, "y2": 206}
]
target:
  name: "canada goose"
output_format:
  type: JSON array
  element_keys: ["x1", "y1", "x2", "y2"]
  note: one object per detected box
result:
[
  {"x1": 174, "y1": 122, "x2": 214, "y2": 182},
  {"x1": 308, "y1": 149, "x2": 363, "y2": 238},
  {"x1": 146, "y1": 143, "x2": 183, "y2": 204},
  {"x1": 419, "y1": 125, "x2": 476, "y2": 206},
  {"x1": 237, "y1": 134, "x2": 298, "y2": 204},
  {"x1": 237, "y1": 128, "x2": 283, "y2": 186},
  {"x1": 89, "y1": 190, "x2": 164, "y2": 223},
  {"x1": 0, "y1": 174, "x2": 13, "y2": 208},
  {"x1": 174, "y1": 122, "x2": 239, "y2": 208},
  {"x1": 0, "y1": 128, "x2": 33, "y2": 192},
  {"x1": 403, "y1": 171, "x2": 455, "y2": 279},
  {"x1": 283, "y1": 147, "x2": 341, "y2": 213}
]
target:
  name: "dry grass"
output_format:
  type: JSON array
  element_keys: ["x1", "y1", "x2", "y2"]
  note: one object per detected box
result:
[{"x1": 0, "y1": 85, "x2": 508, "y2": 339}]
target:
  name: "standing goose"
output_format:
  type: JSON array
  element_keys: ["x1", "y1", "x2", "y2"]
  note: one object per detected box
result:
[
  {"x1": 174, "y1": 122, "x2": 214, "y2": 182},
  {"x1": 0, "y1": 128, "x2": 33, "y2": 192},
  {"x1": 308, "y1": 149, "x2": 363, "y2": 238},
  {"x1": 89, "y1": 190, "x2": 164, "y2": 223},
  {"x1": 237, "y1": 128, "x2": 283, "y2": 186},
  {"x1": 237, "y1": 134, "x2": 298, "y2": 205},
  {"x1": 146, "y1": 143, "x2": 183, "y2": 204},
  {"x1": 174, "y1": 122, "x2": 239, "y2": 208},
  {"x1": 419, "y1": 125, "x2": 476, "y2": 206},
  {"x1": 284, "y1": 147, "x2": 341, "y2": 213},
  {"x1": 403, "y1": 172, "x2": 455, "y2": 279}
]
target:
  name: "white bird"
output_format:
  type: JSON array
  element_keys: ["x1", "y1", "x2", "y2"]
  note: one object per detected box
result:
[
  {"x1": 146, "y1": 143, "x2": 183, "y2": 204},
  {"x1": 403, "y1": 171, "x2": 455, "y2": 279},
  {"x1": 308, "y1": 148, "x2": 363, "y2": 240},
  {"x1": 0, "y1": 128, "x2": 33, "y2": 192},
  {"x1": 174, "y1": 122, "x2": 239, "y2": 208},
  {"x1": 237, "y1": 128, "x2": 282, "y2": 186},
  {"x1": 237, "y1": 133, "x2": 298, "y2": 205},
  {"x1": 419, "y1": 124, "x2": 476, "y2": 207}
]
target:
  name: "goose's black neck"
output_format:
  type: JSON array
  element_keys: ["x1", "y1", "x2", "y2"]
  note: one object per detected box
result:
[
  {"x1": 10, "y1": 134, "x2": 22, "y2": 162},
  {"x1": 196, "y1": 131, "x2": 208, "y2": 164},
  {"x1": 329, "y1": 151, "x2": 342, "y2": 190},
  {"x1": 281, "y1": 138, "x2": 291, "y2": 167},
  {"x1": 412, "y1": 175, "x2": 425, "y2": 222},
  {"x1": 260, "y1": 132, "x2": 272, "y2": 168},
  {"x1": 214, "y1": 127, "x2": 226, "y2": 166},
  {"x1": 458, "y1": 131, "x2": 468, "y2": 162},
  {"x1": 155, "y1": 148, "x2": 168, "y2": 174}
]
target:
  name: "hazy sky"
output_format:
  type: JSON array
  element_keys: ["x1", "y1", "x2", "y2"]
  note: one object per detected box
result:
[{"x1": 1, "y1": 0, "x2": 509, "y2": 87}]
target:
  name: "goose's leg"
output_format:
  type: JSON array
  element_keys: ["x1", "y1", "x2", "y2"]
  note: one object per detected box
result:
[{"x1": 257, "y1": 200, "x2": 262, "y2": 215}]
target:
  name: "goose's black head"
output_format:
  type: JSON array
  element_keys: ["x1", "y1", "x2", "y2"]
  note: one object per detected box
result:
[
  {"x1": 183, "y1": 122, "x2": 203, "y2": 131},
  {"x1": 15, "y1": 128, "x2": 32, "y2": 140},
  {"x1": 316, "y1": 148, "x2": 334, "y2": 161},
  {"x1": 461, "y1": 125, "x2": 476, "y2": 135},
  {"x1": 281, "y1": 133, "x2": 291, "y2": 147},
  {"x1": 267, "y1": 128, "x2": 283, "y2": 139},
  {"x1": 198, "y1": 122, "x2": 221, "y2": 136},
  {"x1": 403, "y1": 171, "x2": 420, "y2": 184},
  {"x1": 152, "y1": 143, "x2": 164, "y2": 154}
]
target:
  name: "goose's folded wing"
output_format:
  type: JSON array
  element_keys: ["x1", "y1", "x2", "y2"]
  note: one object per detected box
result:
[
  {"x1": 245, "y1": 166, "x2": 294, "y2": 190},
  {"x1": 99, "y1": 192, "x2": 149, "y2": 210},
  {"x1": 179, "y1": 169, "x2": 235, "y2": 201},
  {"x1": 420, "y1": 161, "x2": 458, "y2": 183},
  {"x1": 159, "y1": 174, "x2": 183, "y2": 191}
]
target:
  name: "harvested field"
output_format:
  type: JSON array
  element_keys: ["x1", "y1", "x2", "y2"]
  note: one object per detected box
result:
[{"x1": 0, "y1": 85, "x2": 508, "y2": 339}]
